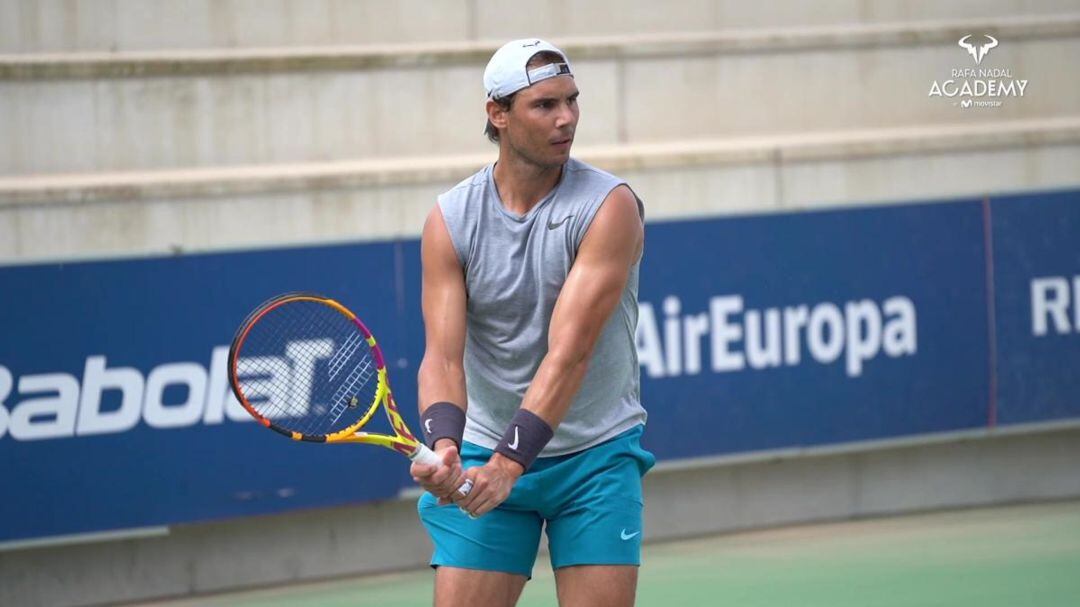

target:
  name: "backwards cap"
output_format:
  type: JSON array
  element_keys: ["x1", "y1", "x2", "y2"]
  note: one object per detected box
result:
[{"x1": 483, "y1": 38, "x2": 574, "y2": 100}]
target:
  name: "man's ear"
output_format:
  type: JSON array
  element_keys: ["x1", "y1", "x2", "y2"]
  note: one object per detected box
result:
[{"x1": 486, "y1": 98, "x2": 509, "y2": 131}]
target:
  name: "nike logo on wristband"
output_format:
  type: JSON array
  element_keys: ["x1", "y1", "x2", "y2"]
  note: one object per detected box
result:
[
  {"x1": 508, "y1": 426, "x2": 520, "y2": 450},
  {"x1": 424, "y1": 419, "x2": 433, "y2": 434}
]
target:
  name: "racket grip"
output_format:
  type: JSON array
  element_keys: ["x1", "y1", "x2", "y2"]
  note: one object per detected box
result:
[
  {"x1": 411, "y1": 443, "x2": 473, "y2": 497},
  {"x1": 410, "y1": 443, "x2": 442, "y2": 466}
]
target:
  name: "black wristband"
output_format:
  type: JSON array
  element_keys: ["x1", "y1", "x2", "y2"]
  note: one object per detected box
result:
[
  {"x1": 494, "y1": 409, "x2": 554, "y2": 472},
  {"x1": 420, "y1": 402, "x2": 466, "y2": 449}
]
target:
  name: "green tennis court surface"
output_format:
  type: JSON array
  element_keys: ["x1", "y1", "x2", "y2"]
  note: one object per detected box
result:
[{"x1": 142, "y1": 500, "x2": 1080, "y2": 606}]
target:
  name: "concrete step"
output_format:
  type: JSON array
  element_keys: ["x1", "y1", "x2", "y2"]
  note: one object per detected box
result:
[
  {"x1": 2, "y1": 116, "x2": 1078, "y2": 262},
  {"x1": 2, "y1": 15, "x2": 1077, "y2": 176},
  {"x1": 3, "y1": 0, "x2": 1078, "y2": 53}
]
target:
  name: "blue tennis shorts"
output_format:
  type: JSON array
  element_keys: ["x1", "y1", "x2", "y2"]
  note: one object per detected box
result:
[{"x1": 417, "y1": 425, "x2": 655, "y2": 578}]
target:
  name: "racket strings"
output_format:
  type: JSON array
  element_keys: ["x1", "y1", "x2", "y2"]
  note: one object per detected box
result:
[
  {"x1": 235, "y1": 299, "x2": 381, "y2": 437},
  {"x1": 327, "y1": 355, "x2": 376, "y2": 426},
  {"x1": 327, "y1": 332, "x2": 363, "y2": 381}
]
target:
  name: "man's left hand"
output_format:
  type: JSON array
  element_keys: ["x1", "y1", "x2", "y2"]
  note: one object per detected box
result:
[{"x1": 457, "y1": 453, "x2": 524, "y2": 517}]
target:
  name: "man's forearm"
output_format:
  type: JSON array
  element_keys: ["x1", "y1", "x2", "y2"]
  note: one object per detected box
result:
[
  {"x1": 417, "y1": 355, "x2": 468, "y2": 449},
  {"x1": 517, "y1": 347, "x2": 591, "y2": 429},
  {"x1": 486, "y1": 347, "x2": 587, "y2": 472},
  {"x1": 417, "y1": 356, "x2": 467, "y2": 413}
]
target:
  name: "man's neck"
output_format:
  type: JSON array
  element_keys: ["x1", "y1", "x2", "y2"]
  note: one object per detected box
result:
[{"x1": 492, "y1": 151, "x2": 565, "y2": 216}]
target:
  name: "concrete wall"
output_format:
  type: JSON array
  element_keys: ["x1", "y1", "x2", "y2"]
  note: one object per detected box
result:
[
  {"x1": 646, "y1": 422, "x2": 1080, "y2": 539},
  {"x1": 3, "y1": 0, "x2": 1079, "y2": 52},
  {"x1": 3, "y1": 16, "x2": 1077, "y2": 174},
  {"x1": 2, "y1": 118, "x2": 1078, "y2": 262},
  {"x1": 2, "y1": 422, "x2": 1077, "y2": 606}
]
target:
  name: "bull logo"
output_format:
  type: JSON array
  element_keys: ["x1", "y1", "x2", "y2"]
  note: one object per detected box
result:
[{"x1": 958, "y1": 35, "x2": 998, "y2": 66}]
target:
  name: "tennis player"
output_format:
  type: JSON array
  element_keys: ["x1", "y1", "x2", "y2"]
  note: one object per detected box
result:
[{"x1": 411, "y1": 38, "x2": 653, "y2": 607}]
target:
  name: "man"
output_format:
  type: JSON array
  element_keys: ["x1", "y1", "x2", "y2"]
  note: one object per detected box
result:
[{"x1": 411, "y1": 38, "x2": 653, "y2": 607}]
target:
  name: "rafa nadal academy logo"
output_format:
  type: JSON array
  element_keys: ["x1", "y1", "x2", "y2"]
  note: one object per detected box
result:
[{"x1": 928, "y1": 34, "x2": 1027, "y2": 109}]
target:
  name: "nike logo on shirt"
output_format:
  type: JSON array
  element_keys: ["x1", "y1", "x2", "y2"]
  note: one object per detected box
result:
[
  {"x1": 620, "y1": 529, "x2": 641, "y2": 540},
  {"x1": 547, "y1": 215, "x2": 573, "y2": 230}
]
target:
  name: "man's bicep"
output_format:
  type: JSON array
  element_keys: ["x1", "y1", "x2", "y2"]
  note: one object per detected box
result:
[{"x1": 420, "y1": 205, "x2": 467, "y2": 361}]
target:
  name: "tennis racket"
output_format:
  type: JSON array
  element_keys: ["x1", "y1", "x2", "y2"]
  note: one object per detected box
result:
[{"x1": 227, "y1": 292, "x2": 471, "y2": 496}]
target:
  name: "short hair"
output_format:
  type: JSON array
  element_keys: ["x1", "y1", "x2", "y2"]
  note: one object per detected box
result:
[{"x1": 484, "y1": 50, "x2": 567, "y2": 144}]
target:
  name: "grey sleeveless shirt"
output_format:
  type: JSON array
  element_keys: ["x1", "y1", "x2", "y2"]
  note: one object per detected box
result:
[{"x1": 437, "y1": 158, "x2": 648, "y2": 456}]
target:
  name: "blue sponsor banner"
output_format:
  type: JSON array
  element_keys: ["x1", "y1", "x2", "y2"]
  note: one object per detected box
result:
[
  {"x1": 991, "y1": 189, "x2": 1080, "y2": 424},
  {"x1": 2, "y1": 189, "x2": 1077, "y2": 542},
  {"x1": 635, "y1": 200, "x2": 991, "y2": 461}
]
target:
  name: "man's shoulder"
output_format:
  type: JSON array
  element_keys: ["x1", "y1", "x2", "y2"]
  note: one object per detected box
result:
[
  {"x1": 565, "y1": 157, "x2": 623, "y2": 184},
  {"x1": 565, "y1": 158, "x2": 643, "y2": 221},
  {"x1": 563, "y1": 158, "x2": 635, "y2": 204},
  {"x1": 440, "y1": 164, "x2": 492, "y2": 201}
]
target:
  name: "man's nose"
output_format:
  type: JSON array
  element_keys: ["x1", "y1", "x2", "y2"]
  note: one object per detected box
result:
[{"x1": 555, "y1": 103, "x2": 576, "y2": 128}]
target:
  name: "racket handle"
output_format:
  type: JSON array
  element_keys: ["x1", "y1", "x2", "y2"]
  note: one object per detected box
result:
[
  {"x1": 410, "y1": 443, "x2": 442, "y2": 466},
  {"x1": 411, "y1": 443, "x2": 473, "y2": 497}
]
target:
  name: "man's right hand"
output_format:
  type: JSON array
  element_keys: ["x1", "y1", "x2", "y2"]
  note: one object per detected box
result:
[{"x1": 411, "y1": 439, "x2": 466, "y2": 505}]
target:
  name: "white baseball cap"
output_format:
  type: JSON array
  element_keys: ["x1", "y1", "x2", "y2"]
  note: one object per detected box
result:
[{"x1": 483, "y1": 38, "x2": 574, "y2": 100}]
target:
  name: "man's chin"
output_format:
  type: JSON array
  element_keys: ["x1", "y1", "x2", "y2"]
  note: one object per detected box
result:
[{"x1": 537, "y1": 151, "x2": 569, "y2": 169}]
